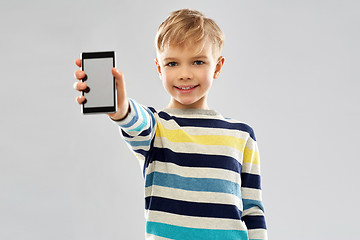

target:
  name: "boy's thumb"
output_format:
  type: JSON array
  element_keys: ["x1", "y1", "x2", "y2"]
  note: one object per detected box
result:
[{"x1": 112, "y1": 68, "x2": 123, "y2": 81}]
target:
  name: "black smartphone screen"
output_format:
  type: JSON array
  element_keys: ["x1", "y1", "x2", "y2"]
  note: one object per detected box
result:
[{"x1": 81, "y1": 51, "x2": 116, "y2": 114}]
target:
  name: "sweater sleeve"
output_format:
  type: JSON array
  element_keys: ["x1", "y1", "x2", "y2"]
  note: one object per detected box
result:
[
  {"x1": 112, "y1": 98, "x2": 157, "y2": 170},
  {"x1": 241, "y1": 132, "x2": 268, "y2": 240}
]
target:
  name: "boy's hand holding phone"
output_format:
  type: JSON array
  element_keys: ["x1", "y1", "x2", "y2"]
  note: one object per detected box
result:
[{"x1": 73, "y1": 57, "x2": 129, "y2": 120}]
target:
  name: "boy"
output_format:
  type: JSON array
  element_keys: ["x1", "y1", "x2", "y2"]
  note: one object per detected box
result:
[{"x1": 74, "y1": 9, "x2": 267, "y2": 240}]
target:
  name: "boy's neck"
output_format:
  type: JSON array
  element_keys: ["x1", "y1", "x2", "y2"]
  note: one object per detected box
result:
[{"x1": 166, "y1": 100, "x2": 210, "y2": 110}]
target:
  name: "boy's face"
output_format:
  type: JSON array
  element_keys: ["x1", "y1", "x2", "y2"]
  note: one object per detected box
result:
[{"x1": 155, "y1": 41, "x2": 224, "y2": 109}]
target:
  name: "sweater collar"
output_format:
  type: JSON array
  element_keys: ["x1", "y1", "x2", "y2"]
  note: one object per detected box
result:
[{"x1": 162, "y1": 108, "x2": 220, "y2": 117}]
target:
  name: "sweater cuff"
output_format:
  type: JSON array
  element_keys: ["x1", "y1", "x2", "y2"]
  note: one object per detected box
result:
[{"x1": 110, "y1": 99, "x2": 136, "y2": 128}]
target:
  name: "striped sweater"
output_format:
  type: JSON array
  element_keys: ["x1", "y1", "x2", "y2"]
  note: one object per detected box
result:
[{"x1": 114, "y1": 99, "x2": 267, "y2": 240}]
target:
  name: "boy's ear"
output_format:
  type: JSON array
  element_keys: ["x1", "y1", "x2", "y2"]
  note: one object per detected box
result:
[
  {"x1": 213, "y1": 56, "x2": 225, "y2": 79},
  {"x1": 154, "y1": 58, "x2": 162, "y2": 76}
]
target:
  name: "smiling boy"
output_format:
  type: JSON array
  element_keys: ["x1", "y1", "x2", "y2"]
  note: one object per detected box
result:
[
  {"x1": 74, "y1": 9, "x2": 267, "y2": 240},
  {"x1": 155, "y1": 40, "x2": 224, "y2": 110}
]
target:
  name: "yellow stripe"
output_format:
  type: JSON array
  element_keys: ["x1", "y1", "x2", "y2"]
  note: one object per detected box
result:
[
  {"x1": 155, "y1": 123, "x2": 247, "y2": 153},
  {"x1": 243, "y1": 147, "x2": 260, "y2": 165}
]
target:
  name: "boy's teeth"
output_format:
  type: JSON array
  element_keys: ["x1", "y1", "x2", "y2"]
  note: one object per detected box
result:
[{"x1": 179, "y1": 86, "x2": 194, "y2": 90}]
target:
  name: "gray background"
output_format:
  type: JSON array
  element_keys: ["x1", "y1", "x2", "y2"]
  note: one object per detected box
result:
[{"x1": 1, "y1": 0, "x2": 359, "y2": 239}]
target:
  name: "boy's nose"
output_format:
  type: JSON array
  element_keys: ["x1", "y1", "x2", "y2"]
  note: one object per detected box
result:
[{"x1": 178, "y1": 66, "x2": 193, "y2": 80}]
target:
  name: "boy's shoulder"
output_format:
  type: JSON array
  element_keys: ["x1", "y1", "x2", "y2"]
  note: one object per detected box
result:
[{"x1": 221, "y1": 116, "x2": 257, "y2": 141}]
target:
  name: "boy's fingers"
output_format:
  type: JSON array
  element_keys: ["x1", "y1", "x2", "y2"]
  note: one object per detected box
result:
[
  {"x1": 112, "y1": 68, "x2": 127, "y2": 96},
  {"x1": 74, "y1": 59, "x2": 85, "y2": 105},
  {"x1": 75, "y1": 59, "x2": 81, "y2": 68},
  {"x1": 76, "y1": 95, "x2": 85, "y2": 104},
  {"x1": 74, "y1": 70, "x2": 85, "y2": 80},
  {"x1": 112, "y1": 67, "x2": 123, "y2": 81},
  {"x1": 73, "y1": 81, "x2": 87, "y2": 91}
]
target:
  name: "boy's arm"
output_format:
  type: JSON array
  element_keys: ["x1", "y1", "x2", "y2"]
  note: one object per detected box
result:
[
  {"x1": 111, "y1": 98, "x2": 157, "y2": 168},
  {"x1": 74, "y1": 59, "x2": 155, "y2": 167},
  {"x1": 241, "y1": 133, "x2": 268, "y2": 240}
]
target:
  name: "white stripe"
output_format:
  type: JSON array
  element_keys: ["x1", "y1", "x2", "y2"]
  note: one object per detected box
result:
[
  {"x1": 145, "y1": 185, "x2": 243, "y2": 209},
  {"x1": 245, "y1": 137, "x2": 258, "y2": 150},
  {"x1": 153, "y1": 137, "x2": 243, "y2": 163},
  {"x1": 146, "y1": 210, "x2": 248, "y2": 231},
  {"x1": 113, "y1": 103, "x2": 137, "y2": 126},
  {"x1": 159, "y1": 111, "x2": 225, "y2": 120},
  {"x1": 126, "y1": 103, "x2": 149, "y2": 132},
  {"x1": 242, "y1": 162, "x2": 261, "y2": 175},
  {"x1": 146, "y1": 161, "x2": 241, "y2": 184},
  {"x1": 248, "y1": 228, "x2": 268, "y2": 239},
  {"x1": 243, "y1": 206, "x2": 265, "y2": 216},
  {"x1": 145, "y1": 233, "x2": 170, "y2": 240},
  {"x1": 241, "y1": 187, "x2": 263, "y2": 201},
  {"x1": 158, "y1": 111, "x2": 249, "y2": 126},
  {"x1": 121, "y1": 132, "x2": 153, "y2": 142},
  {"x1": 221, "y1": 118, "x2": 248, "y2": 124}
]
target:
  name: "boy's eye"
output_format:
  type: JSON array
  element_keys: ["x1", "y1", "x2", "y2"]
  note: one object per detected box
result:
[
  {"x1": 194, "y1": 60, "x2": 204, "y2": 65},
  {"x1": 166, "y1": 62, "x2": 178, "y2": 67}
]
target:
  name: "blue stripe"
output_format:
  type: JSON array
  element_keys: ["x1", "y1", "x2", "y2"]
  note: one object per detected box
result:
[
  {"x1": 241, "y1": 215, "x2": 267, "y2": 230},
  {"x1": 121, "y1": 105, "x2": 156, "y2": 138},
  {"x1": 143, "y1": 137, "x2": 156, "y2": 177},
  {"x1": 139, "y1": 126, "x2": 153, "y2": 137},
  {"x1": 146, "y1": 221, "x2": 248, "y2": 240},
  {"x1": 136, "y1": 107, "x2": 156, "y2": 137},
  {"x1": 148, "y1": 107, "x2": 156, "y2": 113},
  {"x1": 124, "y1": 138, "x2": 152, "y2": 147},
  {"x1": 241, "y1": 173, "x2": 261, "y2": 189},
  {"x1": 145, "y1": 107, "x2": 156, "y2": 129},
  {"x1": 242, "y1": 198, "x2": 265, "y2": 212},
  {"x1": 134, "y1": 107, "x2": 156, "y2": 135},
  {"x1": 133, "y1": 148, "x2": 146, "y2": 156},
  {"x1": 146, "y1": 147, "x2": 242, "y2": 173},
  {"x1": 120, "y1": 99, "x2": 139, "y2": 129},
  {"x1": 130, "y1": 104, "x2": 148, "y2": 132},
  {"x1": 145, "y1": 196, "x2": 242, "y2": 220},
  {"x1": 158, "y1": 111, "x2": 256, "y2": 141},
  {"x1": 121, "y1": 124, "x2": 152, "y2": 138},
  {"x1": 145, "y1": 172, "x2": 241, "y2": 198},
  {"x1": 121, "y1": 129, "x2": 131, "y2": 138}
]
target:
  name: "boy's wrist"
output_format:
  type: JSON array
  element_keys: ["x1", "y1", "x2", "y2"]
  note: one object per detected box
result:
[{"x1": 109, "y1": 103, "x2": 131, "y2": 121}]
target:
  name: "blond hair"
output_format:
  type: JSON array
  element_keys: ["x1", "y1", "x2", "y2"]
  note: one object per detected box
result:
[{"x1": 155, "y1": 9, "x2": 224, "y2": 57}]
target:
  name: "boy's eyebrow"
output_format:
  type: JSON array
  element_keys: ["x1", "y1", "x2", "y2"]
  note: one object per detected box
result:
[
  {"x1": 192, "y1": 55, "x2": 209, "y2": 59},
  {"x1": 163, "y1": 57, "x2": 177, "y2": 62}
]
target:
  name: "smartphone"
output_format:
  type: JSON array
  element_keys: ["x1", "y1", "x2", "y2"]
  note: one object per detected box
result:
[{"x1": 81, "y1": 51, "x2": 116, "y2": 114}]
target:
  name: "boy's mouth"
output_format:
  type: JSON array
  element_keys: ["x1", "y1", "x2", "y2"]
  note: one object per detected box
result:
[{"x1": 175, "y1": 85, "x2": 199, "y2": 90}]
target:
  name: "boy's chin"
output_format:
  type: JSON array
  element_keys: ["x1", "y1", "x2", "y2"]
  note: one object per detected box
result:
[{"x1": 170, "y1": 98, "x2": 207, "y2": 109}]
